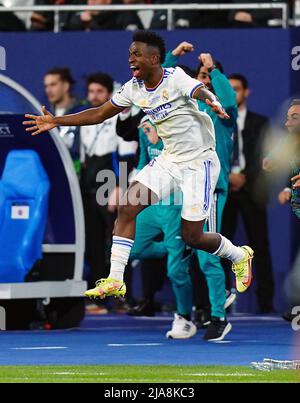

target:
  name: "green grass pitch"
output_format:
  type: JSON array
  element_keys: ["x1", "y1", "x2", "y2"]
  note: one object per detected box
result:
[{"x1": 0, "y1": 365, "x2": 299, "y2": 383}]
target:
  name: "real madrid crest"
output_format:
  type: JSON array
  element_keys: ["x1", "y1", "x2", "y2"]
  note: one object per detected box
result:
[{"x1": 162, "y1": 90, "x2": 169, "y2": 102}]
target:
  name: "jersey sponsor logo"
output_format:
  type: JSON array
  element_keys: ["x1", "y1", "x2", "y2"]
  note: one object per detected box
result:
[{"x1": 146, "y1": 103, "x2": 172, "y2": 120}]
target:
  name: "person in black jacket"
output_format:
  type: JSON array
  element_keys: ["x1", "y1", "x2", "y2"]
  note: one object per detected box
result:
[
  {"x1": 65, "y1": 0, "x2": 144, "y2": 31},
  {"x1": 221, "y1": 73, "x2": 274, "y2": 313}
]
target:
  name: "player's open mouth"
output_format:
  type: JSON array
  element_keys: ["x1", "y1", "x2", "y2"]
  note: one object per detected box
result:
[{"x1": 130, "y1": 65, "x2": 141, "y2": 78}]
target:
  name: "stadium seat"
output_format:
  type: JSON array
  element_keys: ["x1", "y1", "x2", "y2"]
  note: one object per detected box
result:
[{"x1": 0, "y1": 150, "x2": 50, "y2": 282}]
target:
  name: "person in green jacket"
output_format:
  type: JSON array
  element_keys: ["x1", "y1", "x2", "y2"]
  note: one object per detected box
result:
[
  {"x1": 163, "y1": 41, "x2": 238, "y2": 340},
  {"x1": 130, "y1": 115, "x2": 197, "y2": 340}
]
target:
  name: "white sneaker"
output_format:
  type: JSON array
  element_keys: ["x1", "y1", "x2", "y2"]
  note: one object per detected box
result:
[{"x1": 166, "y1": 313, "x2": 197, "y2": 339}]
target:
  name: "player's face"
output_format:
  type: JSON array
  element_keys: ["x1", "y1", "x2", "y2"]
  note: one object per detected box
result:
[
  {"x1": 44, "y1": 74, "x2": 70, "y2": 104},
  {"x1": 129, "y1": 42, "x2": 158, "y2": 80},
  {"x1": 141, "y1": 121, "x2": 159, "y2": 144},
  {"x1": 87, "y1": 83, "x2": 111, "y2": 107},
  {"x1": 197, "y1": 66, "x2": 212, "y2": 90},
  {"x1": 285, "y1": 105, "x2": 300, "y2": 134},
  {"x1": 229, "y1": 79, "x2": 249, "y2": 107}
]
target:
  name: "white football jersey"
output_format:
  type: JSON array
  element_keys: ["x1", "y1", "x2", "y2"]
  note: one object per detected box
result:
[{"x1": 111, "y1": 67, "x2": 216, "y2": 163}]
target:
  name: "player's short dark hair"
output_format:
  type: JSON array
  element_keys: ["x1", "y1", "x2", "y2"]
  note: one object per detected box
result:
[
  {"x1": 196, "y1": 59, "x2": 224, "y2": 77},
  {"x1": 228, "y1": 73, "x2": 248, "y2": 89},
  {"x1": 290, "y1": 99, "x2": 300, "y2": 107},
  {"x1": 45, "y1": 67, "x2": 75, "y2": 85},
  {"x1": 132, "y1": 30, "x2": 166, "y2": 64},
  {"x1": 86, "y1": 72, "x2": 114, "y2": 94}
]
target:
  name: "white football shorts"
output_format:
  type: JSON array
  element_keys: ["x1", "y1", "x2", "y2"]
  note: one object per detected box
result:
[{"x1": 134, "y1": 150, "x2": 220, "y2": 221}]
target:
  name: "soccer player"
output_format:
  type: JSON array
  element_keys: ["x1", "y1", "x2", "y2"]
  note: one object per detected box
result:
[{"x1": 23, "y1": 30, "x2": 254, "y2": 300}]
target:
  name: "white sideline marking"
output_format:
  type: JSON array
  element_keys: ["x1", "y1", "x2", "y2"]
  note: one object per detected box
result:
[
  {"x1": 108, "y1": 343, "x2": 163, "y2": 347},
  {"x1": 50, "y1": 372, "x2": 106, "y2": 376},
  {"x1": 11, "y1": 346, "x2": 67, "y2": 350},
  {"x1": 210, "y1": 340, "x2": 232, "y2": 344},
  {"x1": 228, "y1": 316, "x2": 281, "y2": 322},
  {"x1": 184, "y1": 373, "x2": 257, "y2": 377}
]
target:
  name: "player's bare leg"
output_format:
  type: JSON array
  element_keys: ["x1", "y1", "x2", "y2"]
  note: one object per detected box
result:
[
  {"x1": 181, "y1": 219, "x2": 254, "y2": 293},
  {"x1": 85, "y1": 181, "x2": 159, "y2": 300}
]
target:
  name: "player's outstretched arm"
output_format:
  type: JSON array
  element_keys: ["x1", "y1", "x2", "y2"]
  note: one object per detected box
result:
[
  {"x1": 23, "y1": 101, "x2": 123, "y2": 136},
  {"x1": 193, "y1": 86, "x2": 229, "y2": 120}
]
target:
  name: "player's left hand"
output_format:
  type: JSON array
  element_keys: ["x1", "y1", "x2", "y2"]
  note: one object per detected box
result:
[
  {"x1": 206, "y1": 99, "x2": 229, "y2": 119},
  {"x1": 23, "y1": 106, "x2": 56, "y2": 136},
  {"x1": 291, "y1": 174, "x2": 300, "y2": 188}
]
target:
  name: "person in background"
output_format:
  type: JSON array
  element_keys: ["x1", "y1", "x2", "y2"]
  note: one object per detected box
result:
[
  {"x1": 65, "y1": 0, "x2": 144, "y2": 31},
  {"x1": 150, "y1": 0, "x2": 231, "y2": 29},
  {"x1": 0, "y1": 1, "x2": 26, "y2": 31},
  {"x1": 164, "y1": 41, "x2": 237, "y2": 340},
  {"x1": 31, "y1": 0, "x2": 82, "y2": 31},
  {"x1": 229, "y1": 0, "x2": 291, "y2": 28},
  {"x1": 44, "y1": 66, "x2": 86, "y2": 174},
  {"x1": 222, "y1": 73, "x2": 274, "y2": 313},
  {"x1": 263, "y1": 99, "x2": 300, "y2": 321}
]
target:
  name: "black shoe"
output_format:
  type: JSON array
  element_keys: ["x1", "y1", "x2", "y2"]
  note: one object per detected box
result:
[
  {"x1": 194, "y1": 307, "x2": 211, "y2": 329},
  {"x1": 203, "y1": 317, "x2": 232, "y2": 341},
  {"x1": 126, "y1": 299, "x2": 155, "y2": 317}
]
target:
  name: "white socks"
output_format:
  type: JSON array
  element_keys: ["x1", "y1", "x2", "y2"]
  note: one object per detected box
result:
[
  {"x1": 109, "y1": 236, "x2": 134, "y2": 282},
  {"x1": 213, "y1": 235, "x2": 245, "y2": 263}
]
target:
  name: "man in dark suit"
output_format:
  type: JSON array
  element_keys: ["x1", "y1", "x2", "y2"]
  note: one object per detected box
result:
[{"x1": 222, "y1": 73, "x2": 274, "y2": 313}]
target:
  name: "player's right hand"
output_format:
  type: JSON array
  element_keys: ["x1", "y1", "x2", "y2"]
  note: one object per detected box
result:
[
  {"x1": 172, "y1": 41, "x2": 194, "y2": 57},
  {"x1": 278, "y1": 189, "x2": 291, "y2": 204},
  {"x1": 23, "y1": 106, "x2": 57, "y2": 136},
  {"x1": 206, "y1": 99, "x2": 229, "y2": 119}
]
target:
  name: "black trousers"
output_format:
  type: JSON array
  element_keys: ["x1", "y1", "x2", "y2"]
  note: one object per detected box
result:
[
  {"x1": 140, "y1": 258, "x2": 167, "y2": 301},
  {"x1": 221, "y1": 189, "x2": 274, "y2": 311},
  {"x1": 82, "y1": 192, "x2": 115, "y2": 289}
]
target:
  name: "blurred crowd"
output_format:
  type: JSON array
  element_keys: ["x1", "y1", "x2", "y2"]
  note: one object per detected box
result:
[{"x1": 0, "y1": 0, "x2": 295, "y2": 32}]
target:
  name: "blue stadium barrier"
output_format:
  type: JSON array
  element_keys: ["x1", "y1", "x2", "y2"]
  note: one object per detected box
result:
[{"x1": 0, "y1": 150, "x2": 50, "y2": 282}]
